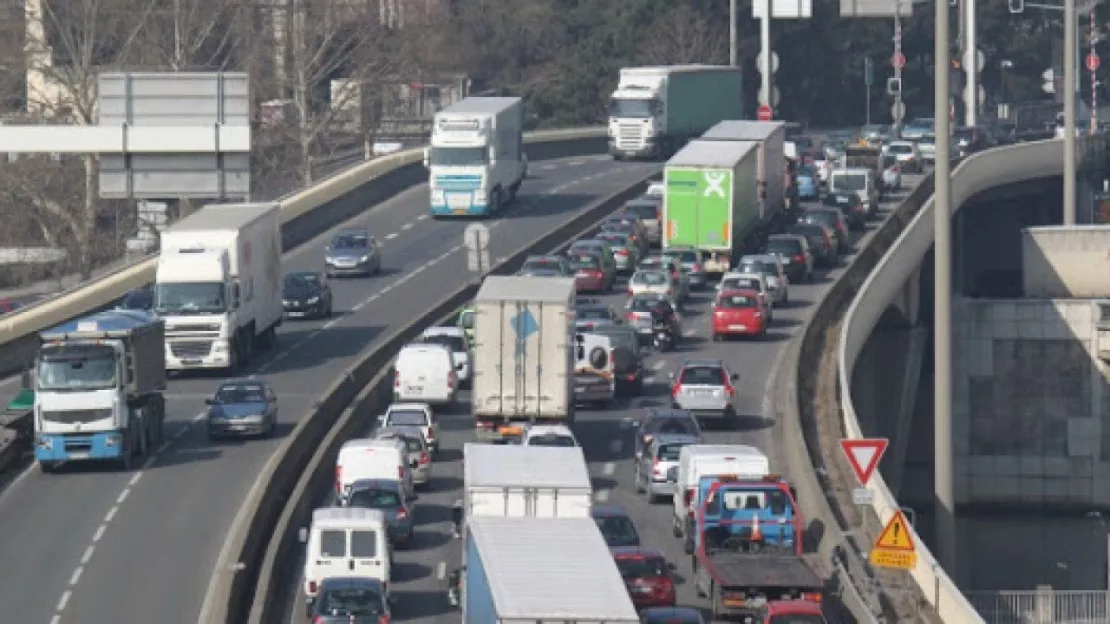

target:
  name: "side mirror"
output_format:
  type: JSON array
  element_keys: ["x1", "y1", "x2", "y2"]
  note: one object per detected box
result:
[
  {"x1": 297, "y1": 527, "x2": 308, "y2": 543},
  {"x1": 422, "y1": 147, "x2": 430, "y2": 168},
  {"x1": 730, "y1": 373, "x2": 740, "y2": 382},
  {"x1": 377, "y1": 415, "x2": 386, "y2": 425},
  {"x1": 204, "y1": 398, "x2": 214, "y2": 405}
]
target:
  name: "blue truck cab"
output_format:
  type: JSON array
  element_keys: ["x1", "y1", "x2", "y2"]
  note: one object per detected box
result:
[{"x1": 689, "y1": 474, "x2": 823, "y2": 620}]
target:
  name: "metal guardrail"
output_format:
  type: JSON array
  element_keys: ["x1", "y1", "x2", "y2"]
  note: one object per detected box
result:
[
  {"x1": 967, "y1": 589, "x2": 1110, "y2": 624},
  {"x1": 837, "y1": 135, "x2": 1110, "y2": 622}
]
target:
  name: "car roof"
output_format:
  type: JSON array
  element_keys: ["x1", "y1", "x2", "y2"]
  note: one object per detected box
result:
[
  {"x1": 680, "y1": 358, "x2": 725, "y2": 368},
  {"x1": 718, "y1": 288, "x2": 761, "y2": 298},
  {"x1": 348, "y1": 478, "x2": 402, "y2": 491},
  {"x1": 591, "y1": 504, "x2": 630, "y2": 517},
  {"x1": 219, "y1": 378, "x2": 267, "y2": 389},
  {"x1": 610, "y1": 545, "x2": 665, "y2": 558},
  {"x1": 526, "y1": 424, "x2": 574, "y2": 436},
  {"x1": 422, "y1": 326, "x2": 465, "y2": 338},
  {"x1": 318, "y1": 576, "x2": 385, "y2": 591},
  {"x1": 387, "y1": 402, "x2": 432, "y2": 412}
]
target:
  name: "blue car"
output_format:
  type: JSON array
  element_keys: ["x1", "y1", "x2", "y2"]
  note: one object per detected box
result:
[
  {"x1": 206, "y1": 378, "x2": 278, "y2": 439},
  {"x1": 592, "y1": 505, "x2": 641, "y2": 547},
  {"x1": 796, "y1": 166, "x2": 819, "y2": 200}
]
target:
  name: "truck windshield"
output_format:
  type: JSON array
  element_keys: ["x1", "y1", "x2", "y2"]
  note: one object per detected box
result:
[
  {"x1": 833, "y1": 174, "x2": 866, "y2": 191},
  {"x1": 37, "y1": 345, "x2": 117, "y2": 391},
  {"x1": 608, "y1": 98, "x2": 655, "y2": 118},
  {"x1": 429, "y1": 146, "x2": 487, "y2": 167},
  {"x1": 154, "y1": 282, "x2": 226, "y2": 314}
]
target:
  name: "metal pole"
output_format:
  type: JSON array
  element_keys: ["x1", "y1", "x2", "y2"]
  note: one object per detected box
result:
[
  {"x1": 865, "y1": 58, "x2": 872, "y2": 125},
  {"x1": 933, "y1": 0, "x2": 957, "y2": 578},
  {"x1": 1065, "y1": 0, "x2": 1078, "y2": 224},
  {"x1": 1091, "y1": 5, "x2": 1098, "y2": 133},
  {"x1": 730, "y1": 0, "x2": 739, "y2": 67},
  {"x1": 965, "y1": 0, "x2": 978, "y2": 126},
  {"x1": 894, "y1": 2, "x2": 904, "y2": 128},
  {"x1": 173, "y1": 0, "x2": 182, "y2": 68},
  {"x1": 760, "y1": 0, "x2": 773, "y2": 113}
]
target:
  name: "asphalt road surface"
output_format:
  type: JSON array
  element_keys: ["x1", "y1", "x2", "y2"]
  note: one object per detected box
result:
[
  {"x1": 0, "y1": 154, "x2": 655, "y2": 624},
  {"x1": 279, "y1": 174, "x2": 924, "y2": 622}
]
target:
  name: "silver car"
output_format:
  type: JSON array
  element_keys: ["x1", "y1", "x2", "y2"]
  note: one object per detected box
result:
[
  {"x1": 735, "y1": 254, "x2": 789, "y2": 305},
  {"x1": 662, "y1": 248, "x2": 710, "y2": 291},
  {"x1": 325, "y1": 228, "x2": 382, "y2": 277},
  {"x1": 596, "y1": 231, "x2": 641, "y2": 272},
  {"x1": 669, "y1": 359, "x2": 741, "y2": 424},
  {"x1": 622, "y1": 198, "x2": 662, "y2": 246},
  {"x1": 628, "y1": 269, "x2": 676, "y2": 300},
  {"x1": 374, "y1": 425, "x2": 431, "y2": 487},
  {"x1": 637, "y1": 255, "x2": 690, "y2": 302},
  {"x1": 634, "y1": 433, "x2": 700, "y2": 503}
]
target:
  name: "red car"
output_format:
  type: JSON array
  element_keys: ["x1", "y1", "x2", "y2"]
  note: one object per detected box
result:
[
  {"x1": 611, "y1": 546, "x2": 676, "y2": 610},
  {"x1": 761, "y1": 599, "x2": 826, "y2": 623},
  {"x1": 711, "y1": 289, "x2": 766, "y2": 340},
  {"x1": 569, "y1": 252, "x2": 611, "y2": 293}
]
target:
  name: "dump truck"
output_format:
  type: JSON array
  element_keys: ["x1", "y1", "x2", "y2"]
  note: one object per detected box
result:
[
  {"x1": 608, "y1": 65, "x2": 743, "y2": 160},
  {"x1": 663, "y1": 139, "x2": 762, "y2": 276},
  {"x1": 35, "y1": 310, "x2": 166, "y2": 471},
  {"x1": 471, "y1": 275, "x2": 575, "y2": 442},
  {"x1": 690, "y1": 474, "x2": 823, "y2": 620}
]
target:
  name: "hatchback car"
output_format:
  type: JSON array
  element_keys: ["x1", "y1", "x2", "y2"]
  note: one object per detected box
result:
[
  {"x1": 622, "y1": 198, "x2": 662, "y2": 245},
  {"x1": 592, "y1": 505, "x2": 641, "y2": 547},
  {"x1": 633, "y1": 408, "x2": 702, "y2": 461},
  {"x1": 596, "y1": 231, "x2": 641, "y2": 273},
  {"x1": 378, "y1": 402, "x2": 439, "y2": 454},
  {"x1": 325, "y1": 228, "x2": 381, "y2": 277},
  {"x1": 670, "y1": 359, "x2": 741, "y2": 425},
  {"x1": 568, "y1": 239, "x2": 617, "y2": 272},
  {"x1": 765, "y1": 234, "x2": 813, "y2": 283},
  {"x1": 717, "y1": 272, "x2": 773, "y2": 320},
  {"x1": 600, "y1": 213, "x2": 649, "y2": 255},
  {"x1": 711, "y1": 289, "x2": 767, "y2": 340},
  {"x1": 788, "y1": 222, "x2": 836, "y2": 267},
  {"x1": 519, "y1": 254, "x2": 574, "y2": 277},
  {"x1": 640, "y1": 606, "x2": 706, "y2": 623},
  {"x1": 885, "y1": 140, "x2": 922, "y2": 172},
  {"x1": 638, "y1": 256, "x2": 689, "y2": 301},
  {"x1": 282, "y1": 270, "x2": 333, "y2": 319},
  {"x1": 661, "y1": 247, "x2": 709, "y2": 290},
  {"x1": 574, "y1": 300, "x2": 622, "y2": 331},
  {"x1": 635, "y1": 433, "x2": 700, "y2": 502},
  {"x1": 521, "y1": 423, "x2": 580, "y2": 447},
  {"x1": 308, "y1": 577, "x2": 391, "y2": 623},
  {"x1": 612, "y1": 547, "x2": 677, "y2": 610},
  {"x1": 344, "y1": 478, "x2": 415, "y2": 547},
  {"x1": 206, "y1": 379, "x2": 278, "y2": 439},
  {"x1": 734, "y1": 254, "x2": 789, "y2": 305},
  {"x1": 374, "y1": 426, "x2": 431, "y2": 488},
  {"x1": 823, "y1": 191, "x2": 868, "y2": 230},
  {"x1": 803, "y1": 208, "x2": 851, "y2": 252},
  {"x1": 568, "y1": 251, "x2": 614, "y2": 293},
  {"x1": 629, "y1": 269, "x2": 677, "y2": 300},
  {"x1": 418, "y1": 326, "x2": 471, "y2": 387}
]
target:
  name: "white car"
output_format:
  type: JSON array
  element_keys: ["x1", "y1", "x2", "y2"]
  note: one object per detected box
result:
[
  {"x1": 735, "y1": 254, "x2": 789, "y2": 305},
  {"x1": 379, "y1": 402, "x2": 439, "y2": 453},
  {"x1": 521, "y1": 424, "x2": 579, "y2": 447},
  {"x1": 628, "y1": 269, "x2": 677, "y2": 300},
  {"x1": 374, "y1": 425, "x2": 431, "y2": 487},
  {"x1": 882, "y1": 157, "x2": 902, "y2": 190},
  {"x1": 884, "y1": 140, "x2": 922, "y2": 173},
  {"x1": 717, "y1": 271, "x2": 774, "y2": 321},
  {"x1": 418, "y1": 326, "x2": 471, "y2": 387}
]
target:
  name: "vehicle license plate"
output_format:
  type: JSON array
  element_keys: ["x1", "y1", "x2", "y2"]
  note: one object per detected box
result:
[
  {"x1": 67, "y1": 452, "x2": 90, "y2": 460},
  {"x1": 182, "y1": 359, "x2": 201, "y2": 366},
  {"x1": 406, "y1": 385, "x2": 423, "y2": 394},
  {"x1": 729, "y1": 324, "x2": 747, "y2": 330}
]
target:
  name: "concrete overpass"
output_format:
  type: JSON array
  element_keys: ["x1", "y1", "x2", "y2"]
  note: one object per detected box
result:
[{"x1": 839, "y1": 136, "x2": 1110, "y2": 621}]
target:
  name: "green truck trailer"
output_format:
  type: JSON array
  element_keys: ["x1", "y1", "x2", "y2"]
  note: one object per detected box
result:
[{"x1": 663, "y1": 140, "x2": 760, "y2": 276}]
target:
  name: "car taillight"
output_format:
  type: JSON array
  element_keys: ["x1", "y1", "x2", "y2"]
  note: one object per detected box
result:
[
  {"x1": 312, "y1": 616, "x2": 324, "y2": 624},
  {"x1": 722, "y1": 370, "x2": 735, "y2": 397},
  {"x1": 393, "y1": 371, "x2": 400, "y2": 388},
  {"x1": 664, "y1": 288, "x2": 672, "y2": 296},
  {"x1": 447, "y1": 371, "x2": 456, "y2": 389},
  {"x1": 628, "y1": 287, "x2": 634, "y2": 295},
  {"x1": 802, "y1": 592, "x2": 823, "y2": 602},
  {"x1": 379, "y1": 616, "x2": 391, "y2": 624},
  {"x1": 652, "y1": 457, "x2": 662, "y2": 477},
  {"x1": 616, "y1": 249, "x2": 629, "y2": 256},
  {"x1": 692, "y1": 263, "x2": 703, "y2": 272},
  {"x1": 396, "y1": 508, "x2": 408, "y2": 520},
  {"x1": 425, "y1": 428, "x2": 435, "y2": 441},
  {"x1": 684, "y1": 488, "x2": 695, "y2": 511},
  {"x1": 671, "y1": 382, "x2": 681, "y2": 398},
  {"x1": 309, "y1": 580, "x2": 318, "y2": 594},
  {"x1": 419, "y1": 451, "x2": 430, "y2": 465},
  {"x1": 794, "y1": 254, "x2": 805, "y2": 263},
  {"x1": 335, "y1": 467, "x2": 342, "y2": 494},
  {"x1": 398, "y1": 465, "x2": 404, "y2": 479},
  {"x1": 626, "y1": 311, "x2": 637, "y2": 321},
  {"x1": 653, "y1": 576, "x2": 675, "y2": 596}
]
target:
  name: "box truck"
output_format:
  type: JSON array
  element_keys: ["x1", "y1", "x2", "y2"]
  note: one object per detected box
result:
[
  {"x1": 424, "y1": 97, "x2": 527, "y2": 217},
  {"x1": 155, "y1": 202, "x2": 283, "y2": 372},
  {"x1": 663, "y1": 139, "x2": 761, "y2": 276},
  {"x1": 460, "y1": 516, "x2": 639, "y2": 623},
  {"x1": 608, "y1": 65, "x2": 743, "y2": 160},
  {"x1": 471, "y1": 275, "x2": 575, "y2": 442},
  {"x1": 462, "y1": 444, "x2": 592, "y2": 523},
  {"x1": 701, "y1": 120, "x2": 788, "y2": 224},
  {"x1": 35, "y1": 310, "x2": 166, "y2": 471}
]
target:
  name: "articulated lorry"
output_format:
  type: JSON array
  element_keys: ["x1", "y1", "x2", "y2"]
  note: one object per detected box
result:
[
  {"x1": 461, "y1": 516, "x2": 639, "y2": 623},
  {"x1": 35, "y1": 310, "x2": 166, "y2": 471},
  {"x1": 608, "y1": 65, "x2": 743, "y2": 160},
  {"x1": 155, "y1": 202, "x2": 283, "y2": 372},
  {"x1": 701, "y1": 120, "x2": 789, "y2": 225},
  {"x1": 690, "y1": 474, "x2": 824, "y2": 620},
  {"x1": 471, "y1": 276, "x2": 575, "y2": 442},
  {"x1": 425, "y1": 97, "x2": 527, "y2": 217},
  {"x1": 663, "y1": 139, "x2": 762, "y2": 276}
]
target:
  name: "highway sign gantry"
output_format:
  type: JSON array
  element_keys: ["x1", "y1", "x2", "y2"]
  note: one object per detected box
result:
[{"x1": 869, "y1": 510, "x2": 917, "y2": 570}]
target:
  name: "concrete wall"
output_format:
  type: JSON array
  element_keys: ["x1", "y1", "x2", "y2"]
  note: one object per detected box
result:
[{"x1": 953, "y1": 297, "x2": 1110, "y2": 506}]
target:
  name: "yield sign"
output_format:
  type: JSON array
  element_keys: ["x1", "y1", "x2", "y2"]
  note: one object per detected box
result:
[{"x1": 839, "y1": 438, "x2": 888, "y2": 485}]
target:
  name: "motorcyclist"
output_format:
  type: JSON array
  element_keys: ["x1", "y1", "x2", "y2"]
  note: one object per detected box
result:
[{"x1": 649, "y1": 300, "x2": 678, "y2": 344}]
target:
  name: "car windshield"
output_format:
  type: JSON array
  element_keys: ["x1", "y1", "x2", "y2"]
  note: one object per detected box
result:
[
  {"x1": 768, "y1": 615, "x2": 826, "y2": 624},
  {"x1": 721, "y1": 277, "x2": 761, "y2": 292},
  {"x1": 527, "y1": 434, "x2": 576, "y2": 447},
  {"x1": 421, "y1": 333, "x2": 467, "y2": 352},
  {"x1": 718, "y1": 294, "x2": 759, "y2": 308},
  {"x1": 332, "y1": 233, "x2": 368, "y2": 249},
  {"x1": 645, "y1": 417, "x2": 696, "y2": 436},
  {"x1": 316, "y1": 587, "x2": 384, "y2": 616},
  {"x1": 634, "y1": 272, "x2": 667, "y2": 285},
  {"x1": 833, "y1": 174, "x2": 866, "y2": 191},
  {"x1": 570, "y1": 254, "x2": 600, "y2": 269},
  {"x1": 628, "y1": 297, "x2": 661, "y2": 312},
  {"x1": 595, "y1": 515, "x2": 639, "y2": 546},
  {"x1": 625, "y1": 202, "x2": 658, "y2": 219},
  {"x1": 387, "y1": 409, "x2": 427, "y2": 427},
  {"x1": 216, "y1": 384, "x2": 266, "y2": 403},
  {"x1": 615, "y1": 556, "x2": 667, "y2": 578},
  {"x1": 766, "y1": 239, "x2": 802, "y2": 255},
  {"x1": 347, "y1": 488, "x2": 402, "y2": 509},
  {"x1": 889, "y1": 144, "x2": 913, "y2": 154},
  {"x1": 738, "y1": 260, "x2": 777, "y2": 276},
  {"x1": 523, "y1": 259, "x2": 563, "y2": 273},
  {"x1": 657, "y1": 442, "x2": 689, "y2": 461},
  {"x1": 577, "y1": 308, "x2": 610, "y2": 320},
  {"x1": 679, "y1": 366, "x2": 724, "y2": 385}
]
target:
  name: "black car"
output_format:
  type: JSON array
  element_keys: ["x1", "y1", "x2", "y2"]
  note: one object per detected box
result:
[
  {"x1": 823, "y1": 191, "x2": 867, "y2": 230},
  {"x1": 787, "y1": 223, "x2": 835, "y2": 267},
  {"x1": 282, "y1": 271, "x2": 332, "y2": 319},
  {"x1": 117, "y1": 285, "x2": 153, "y2": 311},
  {"x1": 308, "y1": 577, "x2": 390, "y2": 622},
  {"x1": 592, "y1": 505, "x2": 641, "y2": 547},
  {"x1": 590, "y1": 324, "x2": 644, "y2": 396}
]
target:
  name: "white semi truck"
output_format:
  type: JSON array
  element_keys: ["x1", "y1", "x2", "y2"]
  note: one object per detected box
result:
[
  {"x1": 608, "y1": 65, "x2": 743, "y2": 160},
  {"x1": 154, "y1": 202, "x2": 283, "y2": 372},
  {"x1": 700, "y1": 120, "x2": 789, "y2": 225},
  {"x1": 35, "y1": 310, "x2": 166, "y2": 471},
  {"x1": 471, "y1": 275, "x2": 574, "y2": 442},
  {"x1": 424, "y1": 97, "x2": 527, "y2": 217}
]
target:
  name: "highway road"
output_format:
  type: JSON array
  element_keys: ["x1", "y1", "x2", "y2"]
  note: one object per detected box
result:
[
  {"x1": 0, "y1": 154, "x2": 655, "y2": 624},
  {"x1": 278, "y1": 173, "x2": 925, "y2": 622}
]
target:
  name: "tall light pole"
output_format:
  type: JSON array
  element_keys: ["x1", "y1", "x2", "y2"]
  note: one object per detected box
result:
[
  {"x1": 1065, "y1": 0, "x2": 1078, "y2": 224},
  {"x1": 934, "y1": 0, "x2": 957, "y2": 578},
  {"x1": 730, "y1": 0, "x2": 739, "y2": 67},
  {"x1": 964, "y1": 0, "x2": 979, "y2": 125}
]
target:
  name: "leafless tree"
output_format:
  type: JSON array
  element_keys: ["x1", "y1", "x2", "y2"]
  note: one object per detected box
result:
[{"x1": 639, "y1": 3, "x2": 728, "y2": 66}]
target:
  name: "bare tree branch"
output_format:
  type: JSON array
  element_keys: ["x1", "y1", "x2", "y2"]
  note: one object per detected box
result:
[{"x1": 639, "y1": 4, "x2": 728, "y2": 66}]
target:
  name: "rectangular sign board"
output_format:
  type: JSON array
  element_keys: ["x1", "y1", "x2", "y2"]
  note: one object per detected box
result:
[
  {"x1": 753, "y1": 0, "x2": 813, "y2": 18},
  {"x1": 840, "y1": 0, "x2": 913, "y2": 17},
  {"x1": 99, "y1": 153, "x2": 250, "y2": 199}
]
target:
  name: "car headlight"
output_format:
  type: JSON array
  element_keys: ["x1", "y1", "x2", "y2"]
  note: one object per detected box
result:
[
  {"x1": 306, "y1": 296, "x2": 320, "y2": 305},
  {"x1": 360, "y1": 255, "x2": 370, "y2": 262}
]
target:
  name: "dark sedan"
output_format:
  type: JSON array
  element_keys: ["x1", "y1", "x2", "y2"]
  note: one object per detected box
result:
[
  {"x1": 206, "y1": 379, "x2": 278, "y2": 439},
  {"x1": 282, "y1": 271, "x2": 332, "y2": 319},
  {"x1": 308, "y1": 577, "x2": 391, "y2": 623}
]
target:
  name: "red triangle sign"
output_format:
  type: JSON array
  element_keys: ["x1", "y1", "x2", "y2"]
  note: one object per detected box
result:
[{"x1": 839, "y1": 438, "x2": 889, "y2": 485}]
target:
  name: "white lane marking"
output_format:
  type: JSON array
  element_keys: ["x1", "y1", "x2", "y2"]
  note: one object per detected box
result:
[
  {"x1": 568, "y1": 160, "x2": 584, "y2": 166},
  {"x1": 603, "y1": 462, "x2": 616, "y2": 476},
  {"x1": 104, "y1": 506, "x2": 118, "y2": 523},
  {"x1": 651, "y1": 360, "x2": 666, "y2": 371},
  {"x1": 595, "y1": 489, "x2": 611, "y2": 502},
  {"x1": 401, "y1": 222, "x2": 414, "y2": 231},
  {"x1": 436, "y1": 561, "x2": 447, "y2": 580},
  {"x1": 385, "y1": 232, "x2": 398, "y2": 240},
  {"x1": 69, "y1": 566, "x2": 83, "y2": 586},
  {"x1": 56, "y1": 590, "x2": 71, "y2": 611},
  {"x1": 92, "y1": 525, "x2": 106, "y2": 543},
  {"x1": 116, "y1": 489, "x2": 130, "y2": 505},
  {"x1": 417, "y1": 214, "x2": 429, "y2": 220},
  {"x1": 540, "y1": 164, "x2": 556, "y2": 170},
  {"x1": 81, "y1": 546, "x2": 94, "y2": 565},
  {"x1": 50, "y1": 616, "x2": 60, "y2": 624},
  {"x1": 682, "y1": 328, "x2": 696, "y2": 338}
]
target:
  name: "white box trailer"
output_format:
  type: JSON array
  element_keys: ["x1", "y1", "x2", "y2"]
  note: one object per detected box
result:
[
  {"x1": 463, "y1": 444, "x2": 593, "y2": 522},
  {"x1": 471, "y1": 276, "x2": 575, "y2": 442},
  {"x1": 701, "y1": 120, "x2": 788, "y2": 221},
  {"x1": 463, "y1": 516, "x2": 639, "y2": 624},
  {"x1": 156, "y1": 202, "x2": 283, "y2": 372}
]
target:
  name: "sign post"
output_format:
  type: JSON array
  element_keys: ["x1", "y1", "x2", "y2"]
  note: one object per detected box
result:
[
  {"x1": 839, "y1": 438, "x2": 888, "y2": 505},
  {"x1": 869, "y1": 510, "x2": 917, "y2": 570}
]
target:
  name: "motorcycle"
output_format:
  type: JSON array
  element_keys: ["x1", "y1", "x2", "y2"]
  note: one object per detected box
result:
[
  {"x1": 447, "y1": 568, "x2": 462, "y2": 607},
  {"x1": 652, "y1": 322, "x2": 674, "y2": 352}
]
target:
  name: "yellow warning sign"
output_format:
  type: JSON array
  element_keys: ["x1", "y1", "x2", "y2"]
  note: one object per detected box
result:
[
  {"x1": 870, "y1": 548, "x2": 917, "y2": 570},
  {"x1": 875, "y1": 511, "x2": 915, "y2": 551}
]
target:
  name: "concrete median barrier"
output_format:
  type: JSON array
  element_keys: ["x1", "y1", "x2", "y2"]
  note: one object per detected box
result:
[
  {"x1": 0, "y1": 127, "x2": 607, "y2": 381},
  {"x1": 204, "y1": 174, "x2": 651, "y2": 624}
]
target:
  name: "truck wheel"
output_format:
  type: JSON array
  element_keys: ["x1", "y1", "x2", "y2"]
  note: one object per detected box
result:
[
  {"x1": 40, "y1": 461, "x2": 58, "y2": 474},
  {"x1": 490, "y1": 188, "x2": 502, "y2": 214}
]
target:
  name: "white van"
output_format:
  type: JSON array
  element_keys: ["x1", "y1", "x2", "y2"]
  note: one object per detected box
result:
[
  {"x1": 671, "y1": 444, "x2": 769, "y2": 540},
  {"x1": 829, "y1": 167, "x2": 878, "y2": 215},
  {"x1": 299, "y1": 507, "x2": 391, "y2": 611},
  {"x1": 394, "y1": 343, "x2": 457, "y2": 406},
  {"x1": 336, "y1": 438, "x2": 413, "y2": 502}
]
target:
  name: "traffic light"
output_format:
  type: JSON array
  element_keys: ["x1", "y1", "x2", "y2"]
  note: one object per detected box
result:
[
  {"x1": 1009, "y1": 0, "x2": 1023, "y2": 12},
  {"x1": 887, "y1": 77, "x2": 902, "y2": 96}
]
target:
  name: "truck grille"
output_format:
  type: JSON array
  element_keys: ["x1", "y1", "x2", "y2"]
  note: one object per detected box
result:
[
  {"x1": 616, "y1": 124, "x2": 646, "y2": 150},
  {"x1": 41, "y1": 408, "x2": 112, "y2": 424},
  {"x1": 170, "y1": 341, "x2": 213, "y2": 358},
  {"x1": 167, "y1": 324, "x2": 221, "y2": 332}
]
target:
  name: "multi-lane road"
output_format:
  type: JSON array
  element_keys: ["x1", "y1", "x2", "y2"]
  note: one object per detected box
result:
[
  {"x1": 277, "y1": 173, "x2": 925, "y2": 622},
  {"x1": 0, "y1": 155, "x2": 655, "y2": 624}
]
